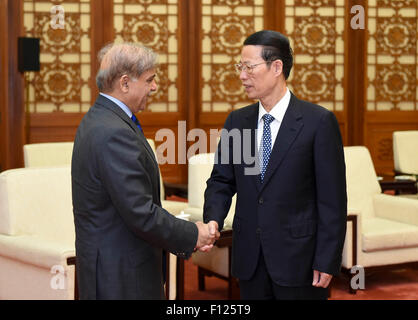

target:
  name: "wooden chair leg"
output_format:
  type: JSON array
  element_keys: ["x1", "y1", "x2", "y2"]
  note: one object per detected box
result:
[
  {"x1": 198, "y1": 267, "x2": 205, "y2": 291},
  {"x1": 74, "y1": 267, "x2": 79, "y2": 300},
  {"x1": 231, "y1": 277, "x2": 240, "y2": 299},
  {"x1": 66, "y1": 256, "x2": 79, "y2": 300}
]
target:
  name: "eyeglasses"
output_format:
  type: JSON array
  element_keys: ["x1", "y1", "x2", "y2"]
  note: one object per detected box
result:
[{"x1": 234, "y1": 61, "x2": 271, "y2": 74}]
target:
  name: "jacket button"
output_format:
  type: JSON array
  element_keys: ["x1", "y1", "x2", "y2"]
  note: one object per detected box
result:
[{"x1": 258, "y1": 198, "x2": 264, "y2": 204}]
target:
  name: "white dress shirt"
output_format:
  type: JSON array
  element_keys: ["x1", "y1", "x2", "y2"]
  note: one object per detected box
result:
[
  {"x1": 257, "y1": 87, "x2": 291, "y2": 153},
  {"x1": 100, "y1": 92, "x2": 132, "y2": 118}
]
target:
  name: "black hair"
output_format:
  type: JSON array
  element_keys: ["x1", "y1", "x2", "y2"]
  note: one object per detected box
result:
[{"x1": 243, "y1": 30, "x2": 293, "y2": 80}]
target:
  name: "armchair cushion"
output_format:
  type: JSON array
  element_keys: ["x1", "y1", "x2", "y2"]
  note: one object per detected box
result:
[
  {"x1": 0, "y1": 234, "x2": 74, "y2": 269},
  {"x1": 362, "y1": 218, "x2": 418, "y2": 252},
  {"x1": 187, "y1": 153, "x2": 216, "y2": 209},
  {"x1": 344, "y1": 146, "x2": 382, "y2": 219},
  {"x1": 373, "y1": 193, "x2": 418, "y2": 226},
  {"x1": 23, "y1": 142, "x2": 74, "y2": 168}
]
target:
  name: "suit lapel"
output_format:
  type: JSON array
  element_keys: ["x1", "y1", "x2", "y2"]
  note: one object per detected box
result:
[
  {"x1": 259, "y1": 93, "x2": 304, "y2": 193},
  {"x1": 95, "y1": 95, "x2": 160, "y2": 173}
]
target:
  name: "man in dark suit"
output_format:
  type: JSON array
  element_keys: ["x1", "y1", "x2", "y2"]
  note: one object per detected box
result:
[
  {"x1": 203, "y1": 30, "x2": 347, "y2": 299},
  {"x1": 72, "y1": 43, "x2": 218, "y2": 300}
]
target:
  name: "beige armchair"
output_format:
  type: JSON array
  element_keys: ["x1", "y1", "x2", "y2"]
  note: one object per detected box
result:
[
  {"x1": 0, "y1": 167, "x2": 76, "y2": 299},
  {"x1": 341, "y1": 146, "x2": 418, "y2": 293},
  {"x1": 183, "y1": 153, "x2": 237, "y2": 298}
]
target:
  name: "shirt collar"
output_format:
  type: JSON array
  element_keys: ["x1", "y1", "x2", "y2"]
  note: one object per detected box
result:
[
  {"x1": 258, "y1": 87, "x2": 290, "y2": 124},
  {"x1": 100, "y1": 92, "x2": 133, "y2": 118}
]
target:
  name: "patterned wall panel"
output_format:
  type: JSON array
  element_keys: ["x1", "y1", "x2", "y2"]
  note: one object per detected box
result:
[
  {"x1": 113, "y1": 0, "x2": 179, "y2": 112},
  {"x1": 367, "y1": 0, "x2": 418, "y2": 111},
  {"x1": 285, "y1": 0, "x2": 346, "y2": 111},
  {"x1": 201, "y1": 0, "x2": 264, "y2": 112},
  {"x1": 23, "y1": 0, "x2": 92, "y2": 113}
]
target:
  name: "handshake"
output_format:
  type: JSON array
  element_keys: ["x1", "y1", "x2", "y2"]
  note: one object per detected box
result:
[{"x1": 194, "y1": 220, "x2": 220, "y2": 252}]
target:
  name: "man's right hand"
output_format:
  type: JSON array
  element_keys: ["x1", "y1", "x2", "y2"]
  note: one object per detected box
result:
[{"x1": 195, "y1": 220, "x2": 220, "y2": 252}]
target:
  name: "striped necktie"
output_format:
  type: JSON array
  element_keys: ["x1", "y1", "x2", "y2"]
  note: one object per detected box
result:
[{"x1": 260, "y1": 114, "x2": 275, "y2": 183}]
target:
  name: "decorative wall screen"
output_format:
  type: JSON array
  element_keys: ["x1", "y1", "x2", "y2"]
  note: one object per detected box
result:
[
  {"x1": 113, "y1": 0, "x2": 179, "y2": 112},
  {"x1": 23, "y1": 0, "x2": 92, "y2": 113},
  {"x1": 367, "y1": 0, "x2": 418, "y2": 111},
  {"x1": 285, "y1": 0, "x2": 346, "y2": 111},
  {"x1": 201, "y1": 0, "x2": 265, "y2": 112}
]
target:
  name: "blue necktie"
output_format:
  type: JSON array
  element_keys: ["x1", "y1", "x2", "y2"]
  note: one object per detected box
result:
[
  {"x1": 260, "y1": 114, "x2": 275, "y2": 183},
  {"x1": 131, "y1": 114, "x2": 143, "y2": 133}
]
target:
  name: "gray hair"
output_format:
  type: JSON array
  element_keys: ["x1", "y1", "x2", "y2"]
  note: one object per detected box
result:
[{"x1": 96, "y1": 42, "x2": 158, "y2": 92}]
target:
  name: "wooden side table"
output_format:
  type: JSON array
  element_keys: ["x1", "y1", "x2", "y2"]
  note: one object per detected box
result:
[{"x1": 379, "y1": 176, "x2": 417, "y2": 195}]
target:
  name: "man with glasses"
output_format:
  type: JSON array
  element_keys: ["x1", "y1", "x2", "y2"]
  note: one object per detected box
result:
[{"x1": 202, "y1": 30, "x2": 347, "y2": 299}]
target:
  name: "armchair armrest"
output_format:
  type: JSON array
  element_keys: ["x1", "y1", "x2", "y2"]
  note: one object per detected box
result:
[
  {"x1": 0, "y1": 234, "x2": 74, "y2": 269},
  {"x1": 373, "y1": 194, "x2": 418, "y2": 226}
]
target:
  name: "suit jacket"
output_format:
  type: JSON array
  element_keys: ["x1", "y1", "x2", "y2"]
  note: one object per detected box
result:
[
  {"x1": 71, "y1": 94, "x2": 197, "y2": 299},
  {"x1": 204, "y1": 93, "x2": 347, "y2": 287}
]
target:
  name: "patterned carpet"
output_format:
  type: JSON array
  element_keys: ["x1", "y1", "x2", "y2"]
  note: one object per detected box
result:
[{"x1": 183, "y1": 259, "x2": 418, "y2": 300}]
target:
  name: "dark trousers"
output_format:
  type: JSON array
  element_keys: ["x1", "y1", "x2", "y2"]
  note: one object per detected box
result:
[{"x1": 239, "y1": 248, "x2": 329, "y2": 300}]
